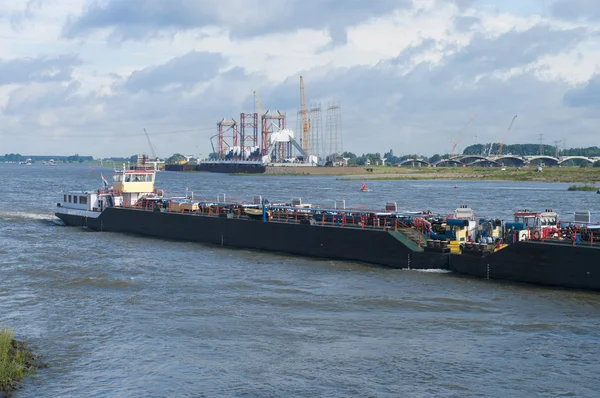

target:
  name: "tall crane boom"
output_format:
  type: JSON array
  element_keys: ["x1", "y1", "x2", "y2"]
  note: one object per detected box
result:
[
  {"x1": 450, "y1": 114, "x2": 477, "y2": 157},
  {"x1": 299, "y1": 76, "x2": 310, "y2": 154},
  {"x1": 496, "y1": 115, "x2": 518, "y2": 156},
  {"x1": 253, "y1": 90, "x2": 262, "y2": 117},
  {"x1": 143, "y1": 128, "x2": 157, "y2": 160}
]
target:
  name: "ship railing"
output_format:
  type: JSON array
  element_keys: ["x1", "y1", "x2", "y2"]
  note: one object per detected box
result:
[
  {"x1": 180, "y1": 202, "x2": 417, "y2": 232},
  {"x1": 555, "y1": 222, "x2": 599, "y2": 246},
  {"x1": 127, "y1": 197, "x2": 440, "y2": 235}
]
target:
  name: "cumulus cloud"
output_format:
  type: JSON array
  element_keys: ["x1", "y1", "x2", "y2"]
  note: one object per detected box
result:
[
  {"x1": 4, "y1": 81, "x2": 83, "y2": 114},
  {"x1": 432, "y1": 24, "x2": 588, "y2": 81},
  {"x1": 563, "y1": 74, "x2": 600, "y2": 107},
  {"x1": 257, "y1": 23, "x2": 594, "y2": 153},
  {"x1": 552, "y1": 0, "x2": 600, "y2": 21},
  {"x1": 124, "y1": 51, "x2": 225, "y2": 93},
  {"x1": 1, "y1": 0, "x2": 600, "y2": 157},
  {"x1": 0, "y1": 54, "x2": 80, "y2": 85},
  {"x1": 62, "y1": 0, "x2": 410, "y2": 45}
]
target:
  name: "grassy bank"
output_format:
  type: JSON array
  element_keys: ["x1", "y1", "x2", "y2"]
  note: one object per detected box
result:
[
  {"x1": 568, "y1": 184, "x2": 599, "y2": 191},
  {"x1": 0, "y1": 328, "x2": 25, "y2": 392},
  {"x1": 0, "y1": 328, "x2": 41, "y2": 395},
  {"x1": 333, "y1": 166, "x2": 600, "y2": 183}
]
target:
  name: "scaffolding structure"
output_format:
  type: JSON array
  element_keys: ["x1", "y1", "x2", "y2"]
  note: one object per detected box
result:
[
  {"x1": 309, "y1": 104, "x2": 323, "y2": 159},
  {"x1": 239, "y1": 112, "x2": 260, "y2": 160},
  {"x1": 261, "y1": 110, "x2": 287, "y2": 161},
  {"x1": 216, "y1": 118, "x2": 238, "y2": 160},
  {"x1": 209, "y1": 85, "x2": 342, "y2": 165},
  {"x1": 325, "y1": 102, "x2": 342, "y2": 159}
]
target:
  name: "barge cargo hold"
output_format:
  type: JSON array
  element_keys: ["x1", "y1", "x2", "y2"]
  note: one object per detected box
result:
[{"x1": 55, "y1": 166, "x2": 600, "y2": 292}]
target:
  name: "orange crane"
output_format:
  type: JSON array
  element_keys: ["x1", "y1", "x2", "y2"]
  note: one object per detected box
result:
[
  {"x1": 496, "y1": 115, "x2": 518, "y2": 156},
  {"x1": 299, "y1": 76, "x2": 310, "y2": 154},
  {"x1": 450, "y1": 114, "x2": 477, "y2": 157}
]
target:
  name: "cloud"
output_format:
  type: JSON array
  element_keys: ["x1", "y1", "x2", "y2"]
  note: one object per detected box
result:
[
  {"x1": 62, "y1": 0, "x2": 410, "y2": 46},
  {"x1": 563, "y1": 74, "x2": 600, "y2": 107},
  {"x1": 552, "y1": 0, "x2": 600, "y2": 21},
  {"x1": 124, "y1": 51, "x2": 225, "y2": 93},
  {"x1": 431, "y1": 24, "x2": 588, "y2": 81},
  {"x1": 256, "y1": 23, "x2": 593, "y2": 154},
  {"x1": 4, "y1": 81, "x2": 83, "y2": 114},
  {"x1": 2, "y1": 0, "x2": 600, "y2": 158},
  {"x1": 453, "y1": 16, "x2": 481, "y2": 32},
  {"x1": 8, "y1": 0, "x2": 44, "y2": 27},
  {"x1": 0, "y1": 54, "x2": 81, "y2": 85}
]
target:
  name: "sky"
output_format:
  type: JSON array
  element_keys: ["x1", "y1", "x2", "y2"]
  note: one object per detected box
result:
[{"x1": 0, "y1": 0, "x2": 599, "y2": 158}]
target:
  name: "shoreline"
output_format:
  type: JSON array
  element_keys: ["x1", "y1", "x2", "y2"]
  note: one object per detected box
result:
[
  {"x1": 259, "y1": 166, "x2": 600, "y2": 184},
  {"x1": 0, "y1": 330, "x2": 46, "y2": 396}
]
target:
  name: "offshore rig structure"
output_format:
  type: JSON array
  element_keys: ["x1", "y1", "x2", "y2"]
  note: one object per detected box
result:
[{"x1": 209, "y1": 77, "x2": 343, "y2": 166}]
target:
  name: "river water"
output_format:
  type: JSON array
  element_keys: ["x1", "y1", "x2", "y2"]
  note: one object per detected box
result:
[{"x1": 2, "y1": 164, "x2": 600, "y2": 397}]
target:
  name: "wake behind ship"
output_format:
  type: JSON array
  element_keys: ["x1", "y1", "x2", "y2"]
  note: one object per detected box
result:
[{"x1": 55, "y1": 162, "x2": 600, "y2": 291}]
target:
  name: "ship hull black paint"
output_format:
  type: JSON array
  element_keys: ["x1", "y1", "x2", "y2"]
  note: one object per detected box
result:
[
  {"x1": 55, "y1": 208, "x2": 600, "y2": 291},
  {"x1": 164, "y1": 164, "x2": 197, "y2": 172},
  {"x1": 198, "y1": 162, "x2": 265, "y2": 174},
  {"x1": 55, "y1": 208, "x2": 448, "y2": 270},
  {"x1": 164, "y1": 163, "x2": 266, "y2": 173},
  {"x1": 451, "y1": 242, "x2": 600, "y2": 290}
]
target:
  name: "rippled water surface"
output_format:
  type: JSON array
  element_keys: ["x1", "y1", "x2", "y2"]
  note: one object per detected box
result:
[{"x1": 2, "y1": 164, "x2": 600, "y2": 397}]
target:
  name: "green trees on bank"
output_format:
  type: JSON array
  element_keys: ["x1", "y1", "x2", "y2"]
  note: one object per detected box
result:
[
  {"x1": 1, "y1": 154, "x2": 94, "y2": 163},
  {"x1": 463, "y1": 144, "x2": 600, "y2": 157},
  {"x1": 338, "y1": 145, "x2": 600, "y2": 166},
  {"x1": 3, "y1": 144, "x2": 599, "y2": 166}
]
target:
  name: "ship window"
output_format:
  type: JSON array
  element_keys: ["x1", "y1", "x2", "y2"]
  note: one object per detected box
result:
[
  {"x1": 80, "y1": 196, "x2": 88, "y2": 205},
  {"x1": 64, "y1": 194, "x2": 67, "y2": 202},
  {"x1": 145, "y1": 174, "x2": 153, "y2": 182},
  {"x1": 125, "y1": 174, "x2": 131, "y2": 182},
  {"x1": 113, "y1": 174, "x2": 123, "y2": 182},
  {"x1": 68, "y1": 195, "x2": 72, "y2": 202},
  {"x1": 73, "y1": 196, "x2": 78, "y2": 204}
]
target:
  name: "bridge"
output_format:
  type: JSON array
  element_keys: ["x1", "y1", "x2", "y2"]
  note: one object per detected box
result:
[
  {"x1": 557, "y1": 156, "x2": 600, "y2": 165},
  {"x1": 447, "y1": 155, "x2": 600, "y2": 167},
  {"x1": 396, "y1": 158, "x2": 430, "y2": 167},
  {"x1": 394, "y1": 155, "x2": 599, "y2": 168}
]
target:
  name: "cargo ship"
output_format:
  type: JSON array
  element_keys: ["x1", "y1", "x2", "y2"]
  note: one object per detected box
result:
[
  {"x1": 165, "y1": 160, "x2": 266, "y2": 174},
  {"x1": 55, "y1": 166, "x2": 600, "y2": 291}
]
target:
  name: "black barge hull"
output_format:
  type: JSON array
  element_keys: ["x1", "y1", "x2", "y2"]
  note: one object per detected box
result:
[
  {"x1": 55, "y1": 208, "x2": 600, "y2": 291},
  {"x1": 451, "y1": 241, "x2": 600, "y2": 291},
  {"x1": 164, "y1": 163, "x2": 266, "y2": 173},
  {"x1": 198, "y1": 162, "x2": 266, "y2": 174},
  {"x1": 55, "y1": 208, "x2": 448, "y2": 270}
]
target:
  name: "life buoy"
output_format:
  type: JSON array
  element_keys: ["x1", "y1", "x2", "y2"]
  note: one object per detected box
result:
[{"x1": 533, "y1": 230, "x2": 541, "y2": 240}]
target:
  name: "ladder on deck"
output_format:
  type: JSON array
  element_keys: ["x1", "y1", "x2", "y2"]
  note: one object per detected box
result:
[{"x1": 389, "y1": 228, "x2": 428, "y2": 251}]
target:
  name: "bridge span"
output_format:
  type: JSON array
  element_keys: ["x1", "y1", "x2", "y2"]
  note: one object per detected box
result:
[{"x1": 394, "y1": 155, "x2": 599, "y2": 167}]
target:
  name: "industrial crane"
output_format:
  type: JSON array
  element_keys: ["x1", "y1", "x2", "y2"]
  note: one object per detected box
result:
[
  {"x1": 299, "y1": 76, "x2": 310, "y2": 154},
  {"x1": 253, "y1": 90, "x2": 262, "y2": 117},
  {"x1": 450, "y1": 114, "x2": 477, "y2": 157},
  {"x1": 143, "y1": 128, "x2": 158, "y2": 160},
  {"x1": 496, "y1": 115, "x2": 518, "y2": 156}
]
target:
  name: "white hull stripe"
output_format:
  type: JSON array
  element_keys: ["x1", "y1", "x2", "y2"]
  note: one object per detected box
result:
[{"x1": 56, "y1": 208, "x2": 102, "y2": 219}]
